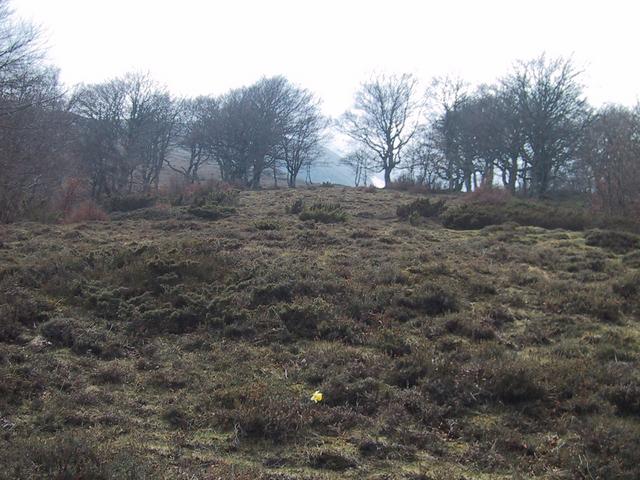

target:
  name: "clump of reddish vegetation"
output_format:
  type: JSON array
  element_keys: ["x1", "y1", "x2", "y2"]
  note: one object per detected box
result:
[
  {"x1": 56, "y1": 177, "x2": 88, "y2": 217},
  {"x1": 62, "y1": 200, "x2": 109, "y2": 223}
]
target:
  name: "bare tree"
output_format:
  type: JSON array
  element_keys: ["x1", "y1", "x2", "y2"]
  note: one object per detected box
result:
[
  {"x1": 209, "y1": 76, "x2": 325, "y2": 188},
  {"x1": 341, "y1": 148, "x2": 373, "y2": 187},
  {"x1": 405, "y1": 125, "x2": 447, "y2": 190},
  {"x1": 278, "y1": 87, "x2": 326, "y2": 187},
  {"x1": 341, "y1": 73, "x2": 421, "y2": 187},
  {"x1": 580, "y1": 105, "x2": 640, "y2": 215},
  {"x1": 209, "y1": 78, "x2": 285, "y2": 188},
  {"x1": 503, "y1": 55, "x2": 588, "y2": 196},
  {"x1": 72, "y1": 73, "x2": 180, "y2": 197},
  {"x1": 0, "y1": 1, "x2": 77, "y2": 222},
  {"x1": 427, "y1": 76, "x2": 471, "y2": 191},
  {"x1": 167, "y1": 96, "x2": 217, "y2": 183}
]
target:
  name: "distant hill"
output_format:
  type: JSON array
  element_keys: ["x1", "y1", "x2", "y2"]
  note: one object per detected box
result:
[
  {"x1": 305, "y1": 147, "x2": 354, "y2": 186},
  {"x1": 161, "y1": 146, "x2": 356, "y2": 187}
]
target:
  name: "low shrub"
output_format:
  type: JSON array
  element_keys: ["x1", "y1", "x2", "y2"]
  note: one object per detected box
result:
[
  {"x1": 573, "y1": 419, "x2": 640, "y2": 480},
  {"x1": 191, "y1": 186, "x2": 239, "y2": 207},
  {"x1": 442, "y1": 199, "x2": 590, "y2": 231},
  {"x1": 0, "y1": 433, "x2": 154, "y2": 479},
  {"x1": 136, "y1": 307, "x2": 203, "y2": 334},
  {"x1": 490, "y1": 363, "x2": 545, "y2": 404},
  {"x1": 441, "y1": 203, "x2": 503, "y2": 230},
  {"x1": 561, "y1": 288, "x2": 624, "y2": 323},
  {"x1": 215, "y1": 384, "x2": 314, "y2": 442},
  {"x1": 374, "y1": 329, "x2": 412, "y2": 357},
  {"x1": 15, "y1": 434, "x2": 105, "y2": 479},
  {"x1": 397, "y1": 282, "x2": 459, "y2": 316},
  {"x1": 63, "y1": 200, "x2": 109, "y2": 223},
  {"x1": 299, "y1": 202, "x2": 347, "y2": 223},
  {"x1": 322, "y1": 374, "x2": 383, "y2": 414},
  {"x1": 286, "y1": 198, "x2": 304, "y2": 214},
  {"x1": 40, "y1": 318, "x2": 76, "y2": 347},
  {"x1": 168, "y1": 178, "x2": 240, "y2": 207},
  {"x1": 607, "y1": 383, "x2": 640, "y2": 415},
  {"x1": 585, "y1": 229, "x2": 640, "y2": 253},
  {"x1": 0, "y1": 289, "x2": 52, "y2": 342},
  {"x1": 388, "y1": 175, "x2": 430, "y2": 194},
  {"x1": 445, "y1": 317, "x2": 497, "y2": 341},
  {"x1": 277, "y1": 298, "x2": 331, "y2": 338},
  {"x1": 107, "y1": 194, "x2": 156, "y2": 212},
  {"x1": 253, "y1": 220, "x2": 280, "y2": 231},
  {"x1": 613, "y1": 272, "x2": 640, "y2": 298},
  {"x1": 92, "y1": 363, "x2": 127, "y2": 384},
  {"x1": 624, "y1": 251, "x2": 640, "y2": 268},
  {"x1": 187, "y1": 204, "x2": 235, "y2": 220},
  {"x1": 317, "y1": 316, "x2": 363, "y2": 344},
  {"x1": 396, "y1": 198, "x2": 445, "y2": 220},
  {"x1": 386, "y1": 351, "x2": 435, "y2": 388},
  {"x1": 161, "y1": 406, "x2": 191, "y2": 429}
]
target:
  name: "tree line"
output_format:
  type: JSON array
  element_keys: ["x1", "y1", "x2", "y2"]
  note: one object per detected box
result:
[
  {"x1": 72, "y1": 73, "x2": 326, "y2": 198},
  {"x1": 342, "y1": 61, "x2": 640, "y2": 217},
  {"x1": 0, "y1": 0, "x2": 638, "y2": 222}
]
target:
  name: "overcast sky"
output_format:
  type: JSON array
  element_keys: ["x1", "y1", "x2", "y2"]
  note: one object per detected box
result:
[{"x1": 11, "y1": 0, "x2": 640, "y2": 117}]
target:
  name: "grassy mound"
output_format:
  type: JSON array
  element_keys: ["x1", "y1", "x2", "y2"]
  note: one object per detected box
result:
[{"x1": 1, "y1": 187, "x2": 639, "y2": 479}]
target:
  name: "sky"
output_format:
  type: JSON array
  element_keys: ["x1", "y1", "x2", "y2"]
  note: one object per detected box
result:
[{"x1": 11, "y1": 0, "x2": 640, "y2": 118}]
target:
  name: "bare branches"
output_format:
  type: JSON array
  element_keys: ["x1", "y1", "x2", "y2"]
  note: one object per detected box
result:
[
  {"x1": 0, "y1": 1, "x2": 77, "y2": 222},
  {"x1": 341, "y1": 73, "x2": 422, "y2": 187},
  {"x1": 278, "y1": 87, "x2": 327, "y2": 187},
  {"x1": 341, "y1": 148, "x2": 373, "y2": 187},
  {"x1": 71, "y1": 73, "x2": 181, "y2": 197},
  {"x1": 502, "y1": 54, "x2": 588, "y2": 196},
  {"x1": 206, "y1": 76, "x2": 326, "y2": 188},
  {"x1": 407, "y1": 56, "x2": 589, "y2": 196},
  {"x1": 580, "y1": 105, "x2": 640, "y2": 215}
]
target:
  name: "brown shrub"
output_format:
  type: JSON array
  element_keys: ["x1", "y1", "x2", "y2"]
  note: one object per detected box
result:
[
  {"x1": 63, "y1": 200, "x2": 109, "y2": 223},
  {"x1": 56, "y1": 177, "x2": 89, "y2": 216},
  {"x1": 388, "y1": 176, "x2": 430, "y2": 194},
  {"x1": 165, "y1": 177, "x2": 240, "y2": 207},
  {"x1": 585, "y1": 229, "x2": 640, "y2": 253}
]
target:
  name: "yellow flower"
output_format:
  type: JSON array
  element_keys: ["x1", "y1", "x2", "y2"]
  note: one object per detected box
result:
[{"x1": 310, "y1": 390, "x2": 323, "y2": 403}]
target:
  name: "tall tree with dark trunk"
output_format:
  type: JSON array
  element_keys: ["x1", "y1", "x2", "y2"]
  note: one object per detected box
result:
[
  {"x1": 503, "y1": 55, "x2": 588, "y2": 196},
  {"x1": 341, "y1": 73, "x2": 421, "y2": 187}
]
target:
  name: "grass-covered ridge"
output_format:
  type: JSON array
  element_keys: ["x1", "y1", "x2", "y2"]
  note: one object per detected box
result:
[{"x1": 1, "y1": 187, "x2": 639, "y2": 479}]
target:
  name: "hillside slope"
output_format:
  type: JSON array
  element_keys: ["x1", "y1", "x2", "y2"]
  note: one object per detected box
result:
[{"x1": 0, "y1": 188, "x2": 639, "y2": 479}]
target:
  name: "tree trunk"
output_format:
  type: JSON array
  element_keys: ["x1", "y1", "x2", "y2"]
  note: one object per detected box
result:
[
  {"x1": 250, "y1": 169, "x2": 262, "y2": 189},
  {"x1": 384, "y1": 168, "x2": 392, "y2": 188},
  {"x1": 508, "y1": 159, "x2": 518, "y2": 193}
]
